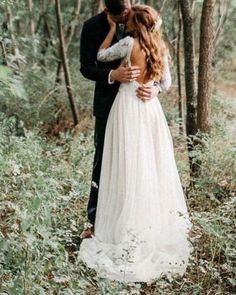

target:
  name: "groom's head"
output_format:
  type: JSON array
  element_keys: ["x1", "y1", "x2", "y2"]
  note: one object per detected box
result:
[{"x1": 104, "y1": 0, "x2": 131, "y2": 23}]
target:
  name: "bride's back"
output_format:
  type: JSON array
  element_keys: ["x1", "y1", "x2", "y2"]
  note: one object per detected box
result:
[{"x1": 130, "y1": 39, "x2": 151, "y2": 84}]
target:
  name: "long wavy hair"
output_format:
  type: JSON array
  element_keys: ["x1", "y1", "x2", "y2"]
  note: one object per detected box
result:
[{"x1": 130, "y1": 5, "x2": 167, "y2": 81}]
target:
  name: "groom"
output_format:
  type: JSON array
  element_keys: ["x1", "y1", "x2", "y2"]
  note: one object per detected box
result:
[{"x1": 80, "y1": 0, "x2": 161, "y2": 239}]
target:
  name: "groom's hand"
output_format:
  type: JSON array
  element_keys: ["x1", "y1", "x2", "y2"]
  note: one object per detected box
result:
[
  {"x1": 136, "y1": 85, "x2": 160, "y2": 101},
  {"x1": 110, "y1": 64, "x2": 140, "y2": 83}
]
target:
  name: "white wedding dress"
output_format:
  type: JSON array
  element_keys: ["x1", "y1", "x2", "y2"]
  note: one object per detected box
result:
[{"x1": 79, "y1": 36, "x2": 193, "y2": 283}]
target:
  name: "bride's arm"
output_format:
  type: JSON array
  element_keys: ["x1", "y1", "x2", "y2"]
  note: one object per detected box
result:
[
  {"x1": 97, "y1": 15, "x2": 133, "y2": 62},
  {"x1": 158, "y1": 51, "x2": 172, "y2": 92}
]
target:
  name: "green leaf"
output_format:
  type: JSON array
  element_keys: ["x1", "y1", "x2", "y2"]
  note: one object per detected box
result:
[
  {"x1": 0, "y1": 65, "x2": 12, "y2": 83},
  {"x1": 10, "y1": 76, "x2": 27, "y2": 100},
  {"x1": 32, "y1": 195, "x2": 42, "y2": 211}
]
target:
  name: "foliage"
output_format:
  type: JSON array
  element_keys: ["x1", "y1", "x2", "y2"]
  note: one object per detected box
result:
[
  {"x1": 0, "y1": 87, "x2": 235, "y2": 293},
  {"x1": 0, "y1": 113, "x2": 94, "y2": 294}
]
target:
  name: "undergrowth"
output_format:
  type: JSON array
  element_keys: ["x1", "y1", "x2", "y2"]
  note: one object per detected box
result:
[{"x1": 0, "y1": 87, "x2": 235, "y2": 294}]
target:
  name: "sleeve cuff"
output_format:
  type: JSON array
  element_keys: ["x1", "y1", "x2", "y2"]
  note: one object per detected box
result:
[
  {"x1": 108, "y1": 70, "x2": 115, "y2": 84},
  {"x1": 153, "y1": 81, "x2": 162, "y2": 93}
]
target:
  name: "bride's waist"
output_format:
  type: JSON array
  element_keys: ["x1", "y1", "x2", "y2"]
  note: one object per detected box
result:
[
  {"x1": 118, "y1": 80, "x2": 156, "y2": 97},
  {"x1": 117, "y1": 83, "x2": 160, "y2": 105},
  {"x1": 120, "y1": 80, "x2": 154, "y2": 89}
]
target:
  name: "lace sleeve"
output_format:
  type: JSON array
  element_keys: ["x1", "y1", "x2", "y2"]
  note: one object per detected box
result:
[
  {"x1": 97, "y1": 36, "x2": 133, "y2": 62},
  {"x1": 159, "y1": 51, "x2": 172, "y2": 91}
]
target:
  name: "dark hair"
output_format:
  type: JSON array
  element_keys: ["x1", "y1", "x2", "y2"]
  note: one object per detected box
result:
[{"x1": 104, "y1": 0, "x2": 127, "y2": 15}]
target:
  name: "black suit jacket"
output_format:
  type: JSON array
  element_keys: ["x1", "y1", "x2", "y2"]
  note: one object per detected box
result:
[{"x1": 80, "y1": 11, "x2": 122, "y2": 119}]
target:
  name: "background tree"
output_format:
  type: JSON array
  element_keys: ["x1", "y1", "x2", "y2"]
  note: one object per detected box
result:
[
  {"x1": 55, "y1": 0, "x2": 79, "y2": 125},
  {"x1": 197, "y1": 0, "x2": 216, "y2": 134},
  {"x1": 55, "y1": 0, "x2": 81, "y2": 85},
  {"x1": 27, "y1": 0, "x2": 35, "y2": 37},
  {"x1": 176, "y1": 1, "x2": 184, "y2": 134},
  {"x1": 144, "y1": 0, "x2": 154, "y2": 6},
  {"x1": 91, "y1": 0, "x2": 104, "y2": 16},
  {"x1": 179, "y1": 0, "x2": 197, "y2": 176}
]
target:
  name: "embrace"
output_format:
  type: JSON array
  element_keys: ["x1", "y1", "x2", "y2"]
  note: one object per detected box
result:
[{"x1": 78, "y1": 0, "x2": 193, "y2": 283}]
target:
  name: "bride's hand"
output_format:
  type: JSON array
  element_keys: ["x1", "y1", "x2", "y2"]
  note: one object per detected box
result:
[{"x1": 107, "y1": 14, "x2": 116, "y2": 31}]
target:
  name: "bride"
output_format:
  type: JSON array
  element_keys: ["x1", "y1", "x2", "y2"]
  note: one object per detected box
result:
[{"x1": 79, "y1": 4, "x2": 193, "y2": 283}]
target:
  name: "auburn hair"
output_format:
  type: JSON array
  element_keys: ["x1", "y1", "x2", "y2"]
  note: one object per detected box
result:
[{"x1": 130, "y1": 5, "x2": 167, "y2": 81}]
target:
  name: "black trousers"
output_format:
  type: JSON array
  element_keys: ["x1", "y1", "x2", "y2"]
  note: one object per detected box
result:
[{"x1": 87, "y1": 117, "x2": 107, "y2": 224}]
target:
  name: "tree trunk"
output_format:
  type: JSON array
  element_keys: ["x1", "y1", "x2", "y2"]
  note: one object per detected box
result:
[
  {"x1": 176, "y1": 2, "x2": 184, "y2": 134},
  {"x1": 55, "y1": 0, "x2": 79, "y2": 126},
  {"x1": 214, "y1": 0, "x2": 229, "y2": 47},
  {"x1": 144, "y1": 0, "x2": 154, "y2": 6},
  {"x1": 91, "y1": 0, "x2": 103, "y2": 16},
  {"x1": 0, "y1": 40, "x2": 8, "y2": 66},
  {"x1": 5, "y1": 3, "x2": 17, "y2": 56},
  {"x1": 179, "y1": 0, "x2": 197, "y2": 137},
  {"x1": 179, "y1": 0, "x2": 197, "y2": 180},
  {"x1": 16, "y1": 19, "x2": 23, "y2": 36},
  {"x1": 55, "y1": 0, "x2": 81, "y2": 85},
  {"x1": 5, "y1": 2, "x2": 22, "y2": 71},
  {"x1": 160, "y1": 0, "x2": 168, "y2": 12},
  {"x1": 39, "y1": 13, "x2": 52, "y2": 68},
  {"x1": 197, "y1": 0, "x2": 215, "y2": 133},
  {"x1": 27, "y1": 0, "x2": 35, "y2": 37}
]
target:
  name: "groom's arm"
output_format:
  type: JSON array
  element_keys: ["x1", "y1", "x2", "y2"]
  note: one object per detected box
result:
[{"x1": 80, "y1": 21, "x2": 110, "y2": 83}]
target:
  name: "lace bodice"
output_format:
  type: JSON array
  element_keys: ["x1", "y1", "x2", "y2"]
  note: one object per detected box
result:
[{"x1": 97, "y1": 36, "x2": 171, "y2": 91}]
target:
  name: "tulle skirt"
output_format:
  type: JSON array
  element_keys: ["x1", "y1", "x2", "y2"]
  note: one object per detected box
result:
[{"x1": 79, "y1": 81, "x2": 193, "y2": 283}]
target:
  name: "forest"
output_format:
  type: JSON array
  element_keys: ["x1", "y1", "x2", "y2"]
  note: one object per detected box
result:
[{"x1": 0, "y1": 0, "x2": 235, "y2": 294}]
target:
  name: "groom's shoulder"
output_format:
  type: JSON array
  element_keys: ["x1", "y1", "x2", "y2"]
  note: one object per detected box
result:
[{"x1": 84, "y1": 11, "x2": 107, "y2": 28}]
